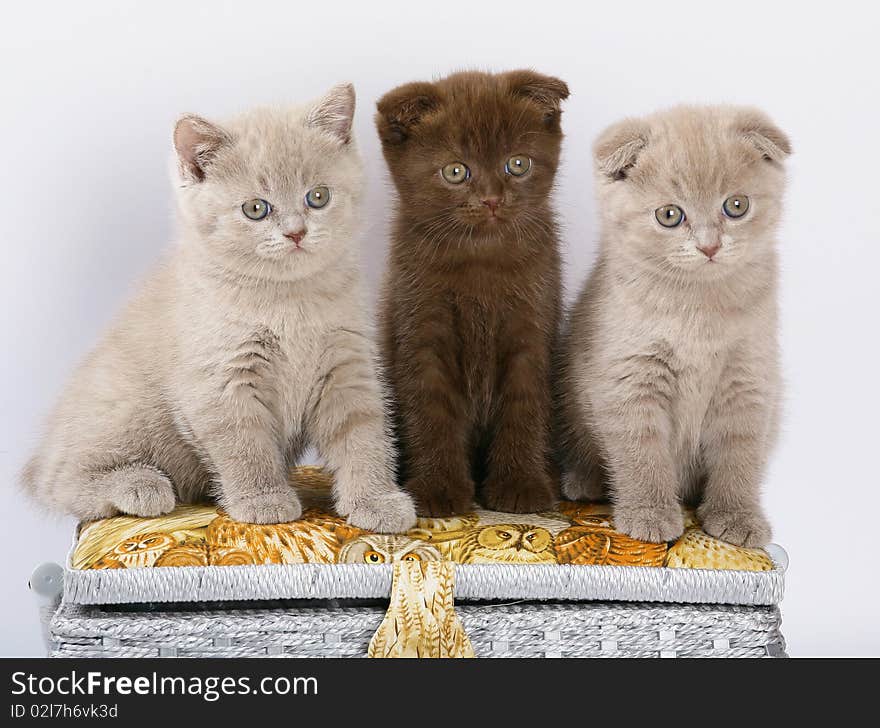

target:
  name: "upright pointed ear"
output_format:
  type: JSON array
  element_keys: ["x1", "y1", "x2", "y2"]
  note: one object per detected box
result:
[
  {"x1": 375, "y1": 81, "x2": 441, "y2": 145},
  {"x1": 735, "y1": 108, "x2": 792, "y2": 162},
  {"x1": 593, "y1": 118, "x2": 651, "y2": 180},
  {"x1": 504, "y1": 69, "x2": 570, "y2": 124},
  {"x1": 307, "y1": 83, "x2": 356, "y2": 144},
  {"x1": 173, "y1": 114, "x2": 231, "y2": 183}
]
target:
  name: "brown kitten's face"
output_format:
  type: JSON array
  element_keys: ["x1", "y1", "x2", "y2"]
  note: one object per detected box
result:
[
  {"x1": 597, "y1": 107, "x2": 788, "y2": 281},
  {"x1": 377, "y1": 71, "x2": 567, "y2": 249}
]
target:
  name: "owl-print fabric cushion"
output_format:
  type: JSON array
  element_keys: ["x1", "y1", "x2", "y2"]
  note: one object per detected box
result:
[{"x1": 71, "y1": 467, "x2": 774, "y2": 572}]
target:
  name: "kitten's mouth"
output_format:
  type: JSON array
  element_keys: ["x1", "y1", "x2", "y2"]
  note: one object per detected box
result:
[
  {"x1": 257, "y1": 240, "x2": 310, "y2": 259},
  {"x1": 478, "y1": 210, "x2": 506, "y2": 226}
]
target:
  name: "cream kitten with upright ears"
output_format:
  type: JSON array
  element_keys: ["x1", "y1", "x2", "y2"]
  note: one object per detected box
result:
[
  {"x1": 558, "y1": 106, "x2": 791, "y2": 547},
  {"x1": 22, "y1": 84, "x2": 416, "y2": 532}
]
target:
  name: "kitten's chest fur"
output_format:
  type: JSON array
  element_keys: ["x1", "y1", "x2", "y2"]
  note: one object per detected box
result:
[
  {"x1": 629, "y1": 299, "x2": 753, "y2": 465},
  {"x1": 173, "y1": 267, "x2": 335, "y2": 436},
  {"x1": 226, "y1": 314, "x2": 323, "y2": 429},
  {"x1": 441, "y1": 261, "x2": 551, "y2": 420},
  {"x1": 450, "y1": 293, "x2": 500, "y2": 418},
  {"x1": 665, "y1": 330, "x2": 726, "y2": 457}
]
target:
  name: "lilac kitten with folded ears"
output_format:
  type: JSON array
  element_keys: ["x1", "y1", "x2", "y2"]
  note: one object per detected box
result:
[
  {"x1": 558, "y1": 105, "x2": 791, "y2": 547},
  {"x1": 21, "y1": 84, "x2": 416, "y2": 532}
]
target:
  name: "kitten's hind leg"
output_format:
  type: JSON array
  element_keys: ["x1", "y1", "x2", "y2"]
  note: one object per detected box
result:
[
  {"x1": 43, "y1": 463, "x2": 178, "y2": 520},
  {"x1": 103, "y1": 464, "x2": 177, "y2": 517}
]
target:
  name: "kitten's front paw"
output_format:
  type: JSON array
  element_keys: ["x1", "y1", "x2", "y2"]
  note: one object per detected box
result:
[
  {"x1": 343, "y1": 490, "x2": 417, "y2": 533},
  {"x1": 561, "y1": 469, "x2": 605, "y2": 502},
  {"x1": 225, "y1": 488, "x2": 302, "y2": 524},
  {"x1": 404, "y1": 475, "x2": 476, "y2": 518},
  {"x1": 482, "y1": 471, "x2": 557, "y2": 513},
  {"x1": 698, "y1": 505, "x2": 771, "y2": 548},
  {"x1": 109, "y1": 466, "x2": 176, "y2": 517},
  {"x1": 614, "y1": 503, "x2": 684, "y2": 543}
]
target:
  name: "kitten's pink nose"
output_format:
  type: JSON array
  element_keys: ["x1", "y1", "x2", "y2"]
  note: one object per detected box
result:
[
  {"x1": 697, "y1": 242, "x2": 721, "y2": 259},
  {"x1": 284, "y1": 230, "x2": 305, "y2": 245},
  {"x1": 481, "y1": 197, "x2": 502, "y2": 215}
]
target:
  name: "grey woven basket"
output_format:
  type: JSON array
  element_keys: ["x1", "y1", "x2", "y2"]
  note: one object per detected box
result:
[
  {"x1": 45, "y1": 548, "x2": 788, "y2": 658},
  {"x1": 49, "y1": 600, "x2": 785, "y2": 659}
]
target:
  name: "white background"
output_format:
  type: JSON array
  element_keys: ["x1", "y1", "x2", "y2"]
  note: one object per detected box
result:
[{"x1": 1, "y1": 0, "x2": 878, "y2": 657}]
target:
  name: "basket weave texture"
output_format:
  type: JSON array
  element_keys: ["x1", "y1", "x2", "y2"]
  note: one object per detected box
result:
[{"x1": 50, "y1": 601, "x2": 785, "y2": 658}]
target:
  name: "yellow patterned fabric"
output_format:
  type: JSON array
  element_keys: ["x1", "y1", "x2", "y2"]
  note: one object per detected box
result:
[
  {"x1": 70, "y1": 466, "x2": 775, "y2": 659},
  {"x1": 72, "y1": 466, "x2": 774, "y2": 572},
  {"x1": 368, "y1": 560, "x2": 474, "y2": 658}
]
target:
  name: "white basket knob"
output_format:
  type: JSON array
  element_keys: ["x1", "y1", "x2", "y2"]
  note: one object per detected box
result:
[
  {"x1": 29, "y1": 562, "x2": 64, "y2": 601},
  {"x1": 765, "y1": 543, "x2": 789, "y2": 572}
]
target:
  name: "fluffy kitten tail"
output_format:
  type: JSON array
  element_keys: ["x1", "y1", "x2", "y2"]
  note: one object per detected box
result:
[{"x1": 19, "y1": 455, "x2": 40, "y2": 496}]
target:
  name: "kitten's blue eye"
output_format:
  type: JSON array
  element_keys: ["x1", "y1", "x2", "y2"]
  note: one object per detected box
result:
[
  {"x1": 305, "y1": 186, "x2": 331, "y2": 209},
  {"x1": 441, "y1": 162, "x2": 470, "y2": 184},
  {"x1": 655, "y1": 204, "x2": 685, "y2": 228},
  {"x1": 722, "y1": 195, "x2": 750, "y2": 218},
  {"x1": 505, "y1": 155, "x2": 531, "y2": 177},
  {"x1": 242, "y1": 198, "x2": 271, "y2": 220}
]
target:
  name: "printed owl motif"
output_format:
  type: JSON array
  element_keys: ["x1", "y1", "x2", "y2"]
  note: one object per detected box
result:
[
  {"x1": 154, "y1": 542, "x2": 210, "y2": 567},
  {"x1": 452, "y1": 524, "x2": 558, "y2": 564},
  {"x1": 666, "y1": 527, "x2": 774, "y2": 571},
  {"x1": 289, "y1": 466, "x2": 338, "y2": 512},
  {"x1": 557, "y1": 500, "x2": 613, "y2": 522},
  {"x1": 554, "y1": 505, "x2": 667, "y2": 566},
  {"x1": 290, "y1": 465, "x2": 334, "y2": 492},
  {"x1": 411, "y1": 513, "x2": 481, "y2": 534},
  {"x1": 74, "y1": 504, "x2": 218, "y2": 570},
  {"x1": 206, "y1": 509, "x2": 363, "y2": 565},
  {"x1": 368, "y1": 560, "x2": 474, "y2": 659},
  {"x1": 407, "y1": 513, "x2": 480, "y2": 559},
  {"x1": 210, "y1": 547, "x2": 257, "y2": 566},
  {"x1": 473, "y1": 509, "x2": 571, "y2": 535},
  {"x1": 555, "y1": 526, "x2": 667, "y2": 566},
  {"x1": 559, "y1": 501, "x2": 699, "y2": 531},
  {"x1": 337, "y1": 534, "x2": 442, "y2": 564},
  {"x1": 153, "y1": 540, "x2": 255, "y2": 567},
  {"x1": 90, "y1": 532, "x2": 177, "y2": 569}
]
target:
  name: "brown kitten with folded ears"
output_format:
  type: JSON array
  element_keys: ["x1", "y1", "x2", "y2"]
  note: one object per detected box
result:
[
  {"x1": 558, "y1": 106, "x2": 790, "y2": 547},
  {"x1": 376, "y1": 70, "x2": 569, "y2": 516}
]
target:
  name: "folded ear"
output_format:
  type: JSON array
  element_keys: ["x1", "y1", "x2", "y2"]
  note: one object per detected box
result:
[
  {"x1": 505, "y1": 69, "x2": 570, "y2": 118},
  {"x1": 593, "y1": 118, "x2": 651, "y2": 180},
  {"x1": 375, "y1": 81, "x2": 441, "y2": 145},
  {"x1": 736, "y1": 108, "x2": 792, "y2": 162},
  {"x1": 173, "y1": 114, "x2": 232, "y2": 183},
  {"x1": 307, "y1": 82, "x2": 356, "y2": 144}
]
